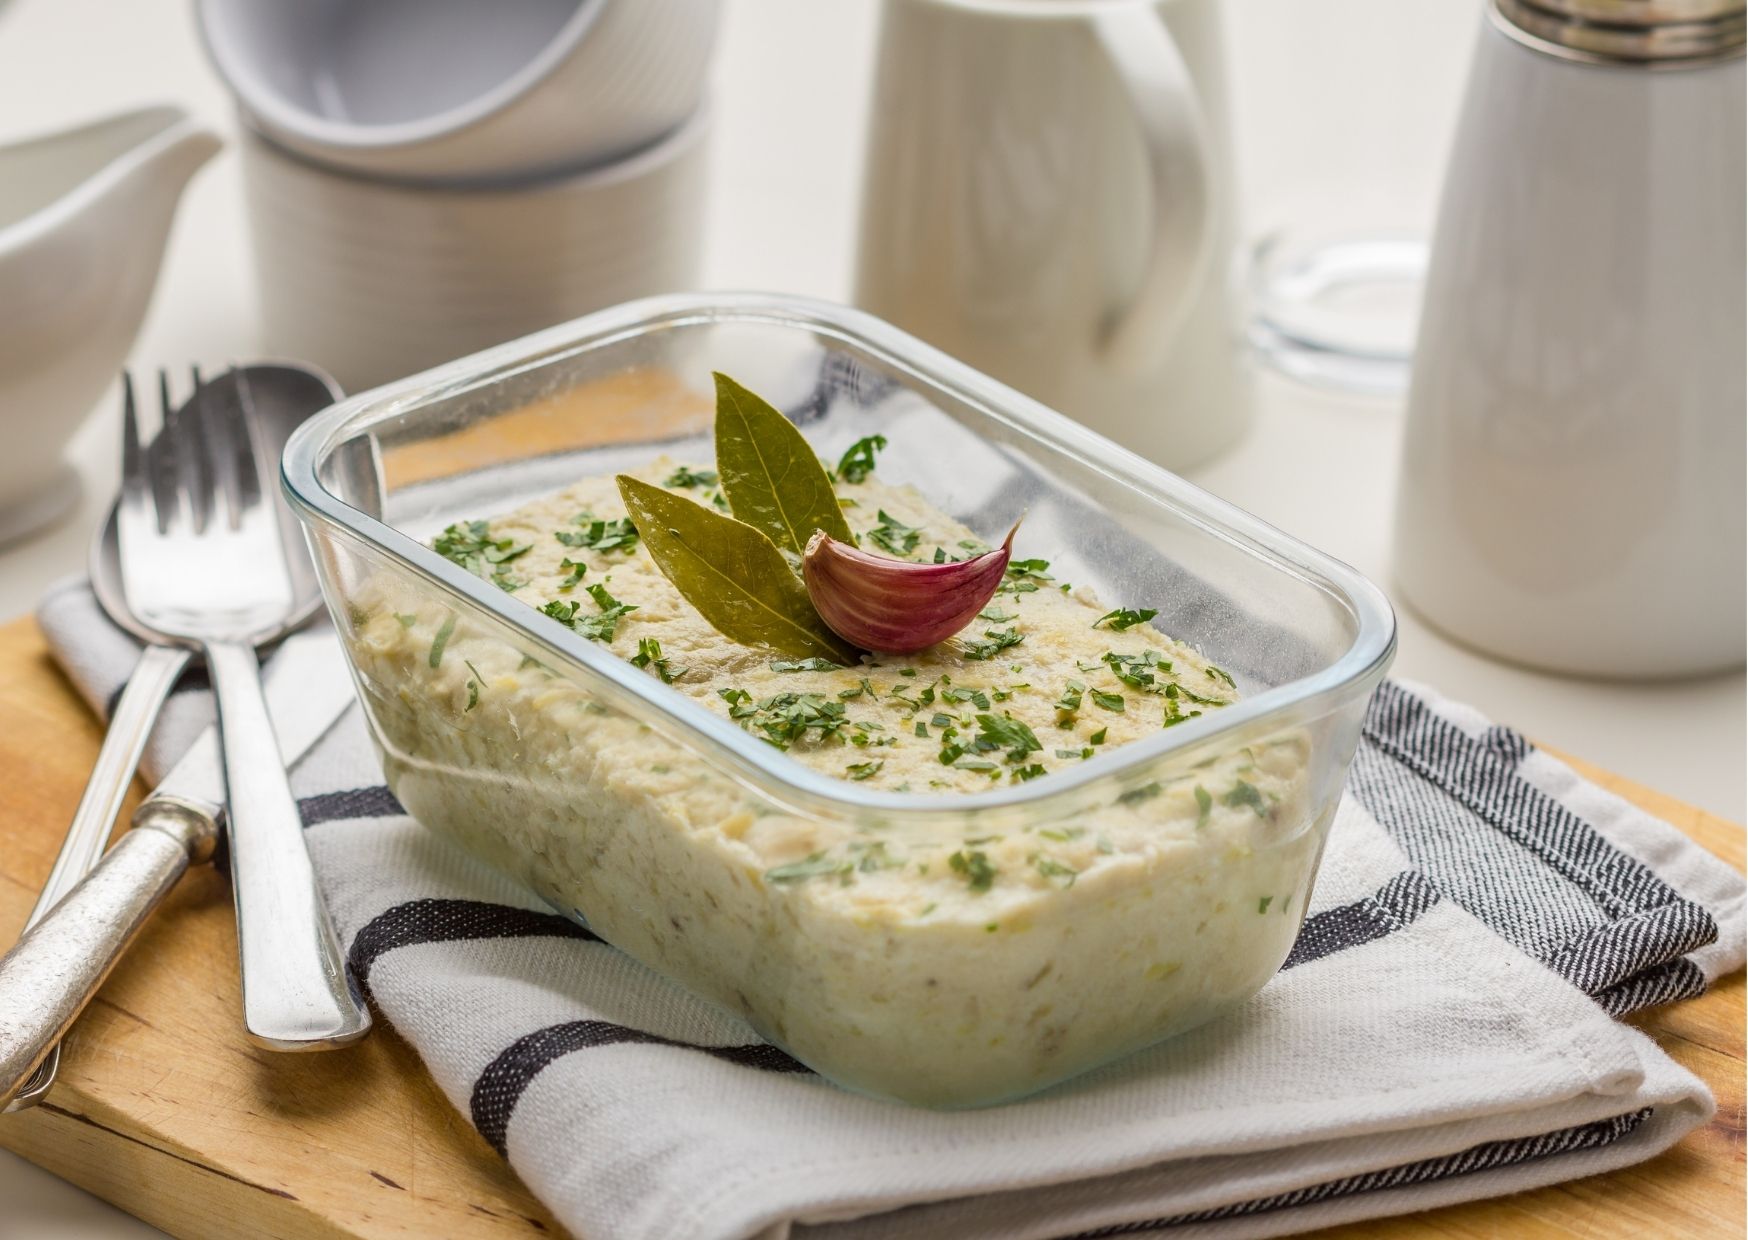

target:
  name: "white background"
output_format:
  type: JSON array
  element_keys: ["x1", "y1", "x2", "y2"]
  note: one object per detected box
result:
[{"x1": 0, "y1": 0, "x2": 1740, "y2": 1232}]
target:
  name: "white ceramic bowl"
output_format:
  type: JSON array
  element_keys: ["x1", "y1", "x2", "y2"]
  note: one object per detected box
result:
[
  {"x1": 200, "y1": 0, "x2": 719, "y2": 183},
  {"x1": 239, "y1": 107, "x2": 709, "y2": 393}
]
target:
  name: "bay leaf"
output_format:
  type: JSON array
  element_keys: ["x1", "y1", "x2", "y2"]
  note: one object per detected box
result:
[
  {"x1": 617, "y1": 475, "x2": 860, "y2": 664},
  {"x1": 713, "y1": 373, "x2": 855, "y2": 558}
]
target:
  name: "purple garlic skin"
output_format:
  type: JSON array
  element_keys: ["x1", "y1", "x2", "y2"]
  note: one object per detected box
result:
[{"x1": 802, "y1": 523, "x2": 1017, "y2": 654}]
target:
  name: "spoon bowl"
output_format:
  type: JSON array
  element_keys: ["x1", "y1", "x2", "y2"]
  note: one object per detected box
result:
[{"x1": 90, "y1": 363, "x2": 354, "y2": 646}]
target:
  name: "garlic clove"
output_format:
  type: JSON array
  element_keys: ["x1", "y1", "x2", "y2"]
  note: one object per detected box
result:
[{"x1": 802, "y1": 522, "x2": 1018, "y2": 654}]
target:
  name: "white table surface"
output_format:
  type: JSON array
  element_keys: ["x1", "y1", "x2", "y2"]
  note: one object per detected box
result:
[{"x1": 0, "y1": 0, "x2": 1740, "y2": 1233}]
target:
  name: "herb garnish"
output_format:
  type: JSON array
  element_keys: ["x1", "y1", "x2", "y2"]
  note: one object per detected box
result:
[
  {"x1": 974, "y1": 713, "x2": 1043, "y2": 763},
  {"x1": 463, "y1": 659, "x2": 484, "y2": 710},
  {"x1": 834, "y1": 434, "x2": 887, "y2": 484},
  {"x1": 557, "y1": 558, "x2": 587, "y2": 591},
  {"x1": 1117, "y1": 782, "x2": 1162, "y2": 805},
  {"x1": 948, "y1": 849, "x2": 997, "y2": 892},
  {"x1": 765, "y1": 853, "x2": 853, "y2": 884},
  {"x1": 1223, "y1": 779, "x2": 1268, "y2": 817},
  {"x1": 771, "y1": 657, "x2": 841, "y2": 673},
  {"x1": 868, "y1": 509, "x2": 922, "y2": 558},
  {"x1": 1000, "y1": 558, "x2": 1053, "y2": 595},
  {"x1": 1094, "y1": 607, "x2": 1158, "y2": 631},
  {"x1": 1194, "y1": 784, "x2": 1213, "y2": 827},
  {"x1": 845, "y1": 759, "x2": 884, "y2": 781},
  {"x1": 427, "y1": 614, "x2": 456, "y2": 668},
  {"x1": 618, "y1": 475, "x2": 858, "y2": 663},
  {"x1": 664, "y1": 465, "x2": 718, "y2": 489},
  {"x1": 555, "y1": 514, "x2": 640, "y2": 555},
  {"x1": 433, "y1": 520, "x2": 531, "y2": 591},
  {"x1": 714, "y1": 373, "x2": 855, "y2": 557},
  {"x1": 963, "y1": 627, "x2": 1024, "y2": 661},
  {"x1": 733, "y1": 692, "x2": 852, "y2": 749},
  {"x1": 1034, "y1": 856, "x2": 1078, "y2": 886},
  {"x1": 1090, "y1": 689, "x2": 1125, "y2": 712},
  {"x1": 539, "y1": 584, "x2": 637, "y2": 643},
  {"x1": 630, "y1": 637, "x2": 685, "y2": 683}
]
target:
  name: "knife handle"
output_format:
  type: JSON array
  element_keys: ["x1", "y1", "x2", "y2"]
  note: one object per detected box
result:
[
  {"x1": 0, "y1": 800, "x2": 216, "y2": 1110},
  {"x1": 6, "y1": 642, "x2": 191, "y2": 1111}
]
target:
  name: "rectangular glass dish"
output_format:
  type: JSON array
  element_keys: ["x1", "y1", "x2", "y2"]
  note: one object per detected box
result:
[{"x1": 282, "y1": 293, "x2": 1395, "y2": 1108}]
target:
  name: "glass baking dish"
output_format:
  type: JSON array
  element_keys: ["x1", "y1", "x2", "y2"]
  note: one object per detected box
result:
[{"x1": 283, "y1": 292, "x2": 1395, "y2": 1108}]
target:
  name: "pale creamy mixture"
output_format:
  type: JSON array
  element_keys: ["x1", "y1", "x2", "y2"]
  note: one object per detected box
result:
[{"x1": 341, "y1": 459, "x2": 1318, "y2": 1106}]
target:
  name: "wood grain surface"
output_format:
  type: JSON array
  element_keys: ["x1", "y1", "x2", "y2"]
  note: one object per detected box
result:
[{"x1": 0, "y1": 617, "x2": 1739, "y2": 1239}]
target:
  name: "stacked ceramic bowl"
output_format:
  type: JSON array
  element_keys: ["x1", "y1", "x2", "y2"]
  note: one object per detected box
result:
[{"x1": 199, "y1": 0, "x2": 718, "y2": 392}]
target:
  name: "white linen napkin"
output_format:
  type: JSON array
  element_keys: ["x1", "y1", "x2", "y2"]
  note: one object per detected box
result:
[{"x1": 37, "y1": 577, "x2": 1744, "y2": 1240}]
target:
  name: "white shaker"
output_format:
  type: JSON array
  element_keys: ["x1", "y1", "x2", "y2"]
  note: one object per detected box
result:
[
  {"x1": 854, "y1": 0, "x2": 1246, "y2": 472},
  {"x1": 1395, "y1": 0, "x2": 1745, "y2": 678}
]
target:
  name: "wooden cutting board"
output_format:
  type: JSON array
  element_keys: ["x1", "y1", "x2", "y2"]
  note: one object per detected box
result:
[{"x1": 0, "y1": 615, "x2": 1740, "y2": 1239}]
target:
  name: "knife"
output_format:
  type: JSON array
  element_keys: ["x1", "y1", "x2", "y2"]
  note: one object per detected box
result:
[{"x1": 0, "y1": 632, "x2": 361, "y2": 1111}]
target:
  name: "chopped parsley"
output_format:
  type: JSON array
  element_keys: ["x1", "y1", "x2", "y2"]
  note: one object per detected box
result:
[
  {"x1": 979, "y1": 606, "x2": 1017, "y2": 623},
  {"x1": 1116, "y1": 781, "x2": 1162, "y2": 805},
  {"x1": 1012, "y1": 763, "x2": 1048, "y2": 782},
  {"x1": 630, "y1": 637, "x2": 685, "y2": 683},
  {"x1": 463, "y1": 659, "x2": 484, "y2": 710},
  {"x1": 765, "y1": 853, "x2": 852, "y2": 884},
  {"x1": 941, "y1": 684, "x2": 990, "y2": 710},
  {"x1": 733, "y1": 692, "x2": 852, "y2": 749},
  {"x1": 834, "y1": 434, "x2": 887, "y2": 484},
  {"x1": 963, "y1": 627, "x2": 1024, "y2": 661},
  {"x1": 1258, "y1": 896, "x2": 1274, "y2": 914},
  {"x1": 1223, "y1": 779, "x2": 1268, "y2": 817},
  {"x1": 1206, "y1": 664, "x2": 1237, "y2": 689},
  {"x1": 1090, "y1": 727, "x2": 1108, "y2": 744},
  {"x1": 1093, "y1": 607, "x2": 1159, "y2": 631},
  {"x1": 663, "y1": 465, "x2": 718, "y2": 489},
  {"x1": 1034, "y1": 856, "x2": 1078, "y2": 886},
  {"x1": 868, "y1": 509, "x2": 922, "y2": 557},
  {"x1": 1103, "y1": 649, "x2": 1171, "y2": 690},
  {"x1": 1195, "y1": 784, "x2": 1213, "y2": 827},
  {"x1": 433, "y1": 520, "x2": 531, "y2": 591},
  {"x1": 975, "y1": 712, "x2": 1043, "y2": 763},
  {"x1": 540, "y1": 584, "x2": 637, "y2": 642},
  {"x1": 837, "y1": 678, "x2": 875, "y2": 700},
  {"x1": 845, "y1": 759, "x2": 884, "y2": 781},
  {"x1": 771, "y1": 657, "x2": 841, "y2": 673},
  {"x1": 557, "y1": 558, "x2": 587, "y2": 591},
  {"x1": 554, "y1": 513, "x2": 639, "y2": 554},
  {"x1": 1090, "y1": 689, "x2": 1125, "y2": 713},
  {"x1": 427, "y1": 613, "x2": 456, "y2": 668},
  {"x1": 1000, "y1": 558, "x2": 1054, "y2": 595},
  {"x1": 948, "y1": 849, "x2": 997, "y2": 893}
]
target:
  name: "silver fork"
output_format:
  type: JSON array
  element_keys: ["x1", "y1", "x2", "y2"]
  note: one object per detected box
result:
[{"x1": 118, "y1": 376, "x2": 369, "y2": 1049}]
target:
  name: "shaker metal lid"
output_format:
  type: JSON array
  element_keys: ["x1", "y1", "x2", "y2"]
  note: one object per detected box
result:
[{"x1": 1493, "y1": 0, "x2": 1746, "y2": 63}]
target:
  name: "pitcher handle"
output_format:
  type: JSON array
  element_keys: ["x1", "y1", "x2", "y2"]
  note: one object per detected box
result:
[{"x1": 1091, "y1": 5, "x2": 1215, "y2": 373}]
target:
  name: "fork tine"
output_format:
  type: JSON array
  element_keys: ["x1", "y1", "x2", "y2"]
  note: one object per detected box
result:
[
  {"x1": 119, "y1": 372, "x2": 147, "y2": 518},
  {"x1": 200, "y1": 387, "x2": 254, "y2": 531},
  {"x1": 174, "y1": 370, "x2": 211, "y2": 534}
]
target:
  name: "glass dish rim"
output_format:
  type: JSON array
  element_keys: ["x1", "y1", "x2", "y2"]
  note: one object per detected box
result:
[{"x1": 282, "y1": 291, "x2": 1397, "y2": 819}]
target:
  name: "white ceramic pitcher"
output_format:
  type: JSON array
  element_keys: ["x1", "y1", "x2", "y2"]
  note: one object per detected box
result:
[
  {"x1": 854, "y1": 0, "x2": 1244, "y2": 471},
  {"x1": 0, "y1": 106, "x2": 220, "y2": 544}
]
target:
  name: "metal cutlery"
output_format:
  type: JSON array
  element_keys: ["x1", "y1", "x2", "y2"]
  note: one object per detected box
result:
[
  {"x1": 5, "y1": 364, "x2": 346, "y2": 1111},
  {"x1": 0, "y1": 634, "x2": 361, "y2": 1108},
  {"x1": 113, "y1": 372, "x2": 369, "y2": 1051}
]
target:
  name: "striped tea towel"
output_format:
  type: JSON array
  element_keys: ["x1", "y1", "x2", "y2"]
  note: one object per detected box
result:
[{"x1": 37, "y1": 578, "x2": 1745, "y2": 1240}]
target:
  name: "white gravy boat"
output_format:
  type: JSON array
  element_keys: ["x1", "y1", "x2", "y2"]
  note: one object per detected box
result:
[{"x1": 0, "y1": 106, "x2": 220, "y2": 543}]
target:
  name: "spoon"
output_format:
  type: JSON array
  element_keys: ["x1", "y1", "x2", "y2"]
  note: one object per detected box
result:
[{"x1": 7, "y1": 362, "x2": 345, "y2": 1111}]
